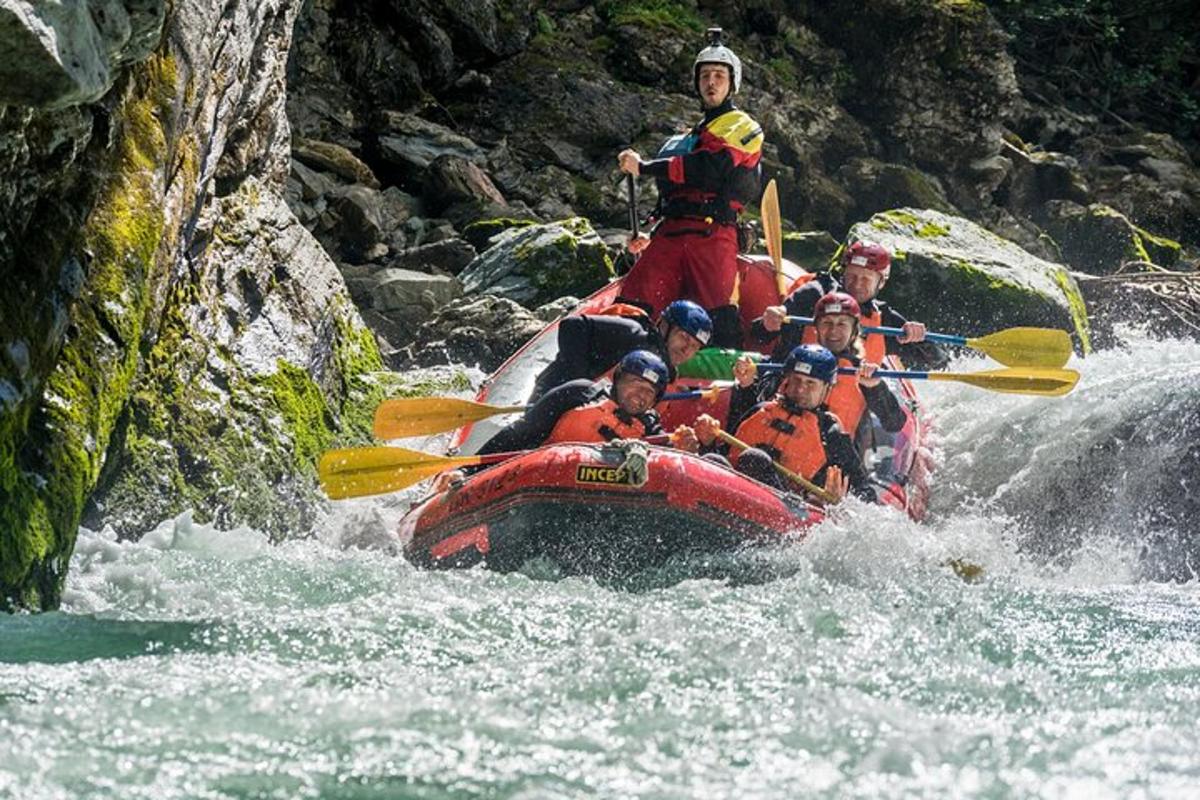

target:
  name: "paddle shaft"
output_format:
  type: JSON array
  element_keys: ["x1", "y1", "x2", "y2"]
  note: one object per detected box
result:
[
  {"x1": 787, "y1": 315, "x2": 967, "y2": 345},
  {"x1": 626, "y1": 173, "x2": 639, "y2": 237},
  {"x1": 715, "y1": 429, "x2": 837, "y2": 504}
]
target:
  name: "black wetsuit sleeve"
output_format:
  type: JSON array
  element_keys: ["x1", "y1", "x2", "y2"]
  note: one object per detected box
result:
[
  {"x1": 815, "y1": 414, "x2": 877, "y2": 502},
  {"x1": 878, "y1": 305, "x2": 949, "y2": 370},
  {"x1": 528, "y1": 316, "x2": 652, "y2": 402},
  {"x1": 862, "y1": 381, "x2": 907, "y2": 433},
  {"x1": 478, "y1": 380, "x2": 601, "y2": 455}
]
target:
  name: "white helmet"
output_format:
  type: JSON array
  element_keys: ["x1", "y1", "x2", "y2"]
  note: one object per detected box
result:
[{"x1": 693, "y1": 28, "x2": 742, "y2": 95}]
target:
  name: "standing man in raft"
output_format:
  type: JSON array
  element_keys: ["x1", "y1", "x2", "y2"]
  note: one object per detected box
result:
[{"x1": 616, "y1": 27, "x2": 763, "y2": 349}]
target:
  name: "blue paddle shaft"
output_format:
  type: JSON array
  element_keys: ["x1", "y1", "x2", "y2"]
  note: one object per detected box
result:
[
  {"x1": 759, "y1": 363, "x2": 930, "y2": 380},
  {"x1": 787, "y1": 316, "x2": 966, "y2": 346}
]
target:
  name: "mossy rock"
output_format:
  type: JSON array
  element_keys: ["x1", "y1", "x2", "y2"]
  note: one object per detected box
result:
[
  {"x1": 461, "y1": 217, "x2": 537, "y2": 251},
  {"x1": 1041, "y1": 201, "x2": 1181, "y2": 274},
  {"x1": 856, "y1": 208, "x2": 1090, "y2": 352},
  {"x1": 781, "y1": 231, "x2": 840, "y2": 272},
  {"x1": 458, "y1": 217, "x2": 614, "y2": 307}
]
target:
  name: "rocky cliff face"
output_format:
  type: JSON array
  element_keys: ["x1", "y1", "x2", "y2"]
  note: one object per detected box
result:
[
  {"x1": 0, "y1": 1, "x2": 397, "y2": 610},
  {"x1": 2, "y1": 0, "x2": 1197, "y2": 609}
]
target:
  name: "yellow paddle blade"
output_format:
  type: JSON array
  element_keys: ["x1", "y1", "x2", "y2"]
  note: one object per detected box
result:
[
  {"x1": 760, "y1": 179, "x2": 785, "y2": 297},
  {"x1": 928, "y1": 367, "x2": 1080, "y2": 396},
  {"x1": 318, "y1": 446, "x2": 483, "y2": 499},
  {"x1": 965, "y1": 327, "x2": 1074, "y2": 369},
  {"x1": 373, "y1": 397, "x2": 526, "y2": 439}
]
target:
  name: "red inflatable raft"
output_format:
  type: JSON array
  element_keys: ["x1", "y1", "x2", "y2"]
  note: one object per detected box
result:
[{"x1": 397, "y1": 254, "x2": 933, "y2": 575}]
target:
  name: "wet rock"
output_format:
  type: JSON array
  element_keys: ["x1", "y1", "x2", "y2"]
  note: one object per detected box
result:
[
  {"x1": 292, "y1": 137, "x2": 380, "y2": 188},
  {"x1": 1040, "y1": 201, "x2": 1181, "y2": 274},
  {"x1": 326, "y1": 185, "x2": 386, "y2": 252},
  {"x1": 0, "y1": 0, "x2": 166, "y2": 107},
  {"x1": 807, "y1": 0, "x2": 1019, "y2": 199},
  {"x1": 999, "y1": 141, "x2": 1091, "y2": 217},
  {"x1": 400, "y1": 294, "x2": 546, "y2": 371},
  {"x1": 854, "y1": 207, "x2": 1090, "y2": 350},
  {"x1": 781, "y1": 231, "x2": 840, "y2": 272},
  {"x1": 423, "y1": 155, "x2": 506, "y2": 215},
  {"x1": 838, "y1": 158, "x2": 956, "y2": 219},
  {"x1": 533, "y1": 295, "x2": 580, "y2": 323},
  {"x1": 290, "y1": 158, "x2": 339, "y2": 201},
  {"x1": 389, "y1": 238, "x2": 477, "y2": 275},
  {"x1": 367, "y1": 267, "x2": 462, "y2": 320},
  {"x1": 461, "y1": 217, "x2": 537, "y2": 251},
  {"x1": 458, "y1": 217, "x2": 614, "y2": 307},
  {"x1": 374, "y1": 111, "x2": 487, "y2": 183}
]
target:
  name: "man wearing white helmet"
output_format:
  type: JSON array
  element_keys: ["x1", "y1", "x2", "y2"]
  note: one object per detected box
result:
[{"x1": 615, "y1": 28, "x2": 763, "y2": 349}]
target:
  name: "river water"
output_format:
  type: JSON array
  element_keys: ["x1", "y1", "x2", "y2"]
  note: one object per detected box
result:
[{"x1": 3, "y1": 333, "x2": 1200, "y2": 798}]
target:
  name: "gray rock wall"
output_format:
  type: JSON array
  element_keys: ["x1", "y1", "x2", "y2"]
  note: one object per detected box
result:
[{"x1": 0, "y1": 0, "x2": 386, "y2": 610}]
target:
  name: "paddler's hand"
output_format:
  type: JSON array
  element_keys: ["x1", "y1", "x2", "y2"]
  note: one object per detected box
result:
[
  {"x1": 432, "y1": 469, "x2": 465, "y2": 493},
  {"x1": 822, "y1": 466, "x2": 849, "y2": 504},
  {"x1": 627, "y1": 233, "x2": 650, "y2": 254},
  {"x1": 693, "y1": 414, "x2": 721, "y2": 447},
  {"x1": 859, "y1": 361, "x2": 882, "y2": 388},
  {"x1": 618, "y1": 149, "x2": 642, "y2": 176},
  {"x1": 898, "y1": 320, "x2": 927, "y2": 344},
  {"x1": 671, "y1": 425, "x2": 700, "y2": 454},
  {"x1": 733, "y1": 356, "x2": 758, "y2": 389},
  {"x1": 762, "y1": 305, "x2": 787, "y2": 333}
]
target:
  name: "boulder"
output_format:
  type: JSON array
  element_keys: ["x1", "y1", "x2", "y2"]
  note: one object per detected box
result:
[
  {"x1": 838, "y1": 157, "x2": 956, "y2": 220},
  {"x1": 853, "y1": 208, "x2": 1090, "y2": 351},
  {"x1": 458, "y1": 217, "x2": 614, "y2": 307},
  {"x1": 461, "y1": 217, "x2": 537, "y2": 250},
  {"x1": 367, "y1": 267, "x2": 462, "y2": 320},
  {"x1": 423, "y1": 154, "x2": 507, "y2": 214},
  {"x1": 1040, "y1": 201, "x2": 1181, "y2": 274},
  {"x1": 389, "y1": 238, "x2": 477, "y2": 275},
  {"x1": 400, "y1": 294, "x2": 546, "y2": 371},
  {"x1": 781, "y1": 231, "x2": 840, "y2": 272},
  {"x1": 374, "y1": 111, "x2": 487, "y2": 182},
  {"x1": 292, "y1": 137, "x2": 380, "y2": 188},
  {"x1": 0, "y1": 0, "x2": 166, "y2": 107}
]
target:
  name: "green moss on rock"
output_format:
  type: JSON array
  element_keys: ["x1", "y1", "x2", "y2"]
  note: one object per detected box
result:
[
  {"x1": 855, "y1": 207, "x2": 1090, "y2": 352},
  {"x1": 2, "y1": 56, "x2": 175, "y2": 610}
]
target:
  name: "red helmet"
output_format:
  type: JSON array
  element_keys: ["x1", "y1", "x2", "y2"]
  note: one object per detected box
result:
[
  {"x1": 843, "y1": 241, "x2": 891, "y2": 279},
  {"x1": 814, "y1": 291, "x2": 862, "y2": 321}
]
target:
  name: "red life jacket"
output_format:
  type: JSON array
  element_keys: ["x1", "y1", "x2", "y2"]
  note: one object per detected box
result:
[
  {"x1": 544, "y1": 398, "x2": 649, "y2": 444},
  {"x1": 731, "y1": 401, "x2": 827, "y2": 480},
  {"x1": 826, "y1": 355, "x2": 868, "y2": 436}
]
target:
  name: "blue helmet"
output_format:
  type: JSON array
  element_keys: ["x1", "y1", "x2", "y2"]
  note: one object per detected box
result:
[
  {"x1": 782, "y1": 344, "x2": 838, "y2": 385},
  {"x1": 660, "y1": 300, "x2": 713, "y2": 345},
  {"x1": 614, "y1": 349, "x2": 671, "y2": 401}
]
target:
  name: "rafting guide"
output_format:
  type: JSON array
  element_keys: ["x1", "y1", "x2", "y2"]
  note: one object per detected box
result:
[{"x1": 616, "y1": 27, "x2": 763, "y2": 349}]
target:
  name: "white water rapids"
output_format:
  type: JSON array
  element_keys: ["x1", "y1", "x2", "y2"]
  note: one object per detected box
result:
[{"x1": 2, "y1": 330, "x2": 1200, "y2": 798}]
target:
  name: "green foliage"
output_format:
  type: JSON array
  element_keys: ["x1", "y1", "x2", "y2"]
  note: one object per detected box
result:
[
  {"x1": 597, "y1": 1, "x2": 704, "y2": 33},
  {"x1": 984, "y1": 0, "x2": 1200, "y2": 140}
]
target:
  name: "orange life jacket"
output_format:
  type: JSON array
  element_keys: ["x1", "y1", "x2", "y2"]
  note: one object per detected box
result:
[
  {"x1": 826, "y1": 355, "x2": 868, "y2": 435},
  {"x1": 544, "y1": 398, "x2": 649, "y2": 444},
  {"x1": 861, "y1": 308, "x2": 886, "y2": 364},
  {"x1": 731, "y1": 401, "x2": 827, "y2": 480},
  {"x1": 598, "y1": 303, "x2": 652, "y2": 321}
]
